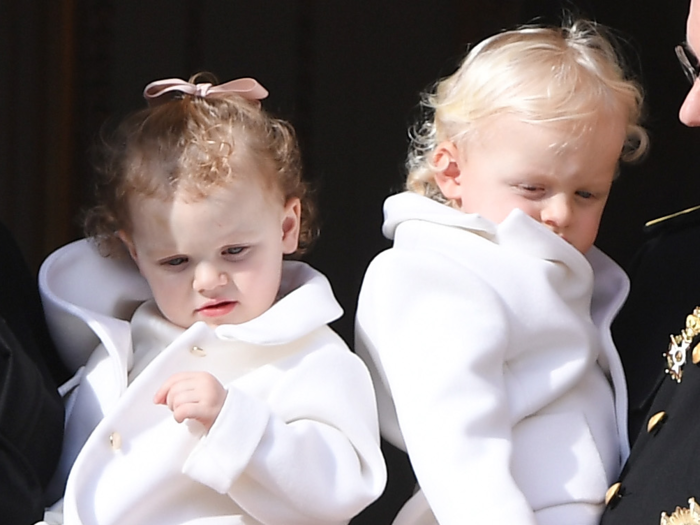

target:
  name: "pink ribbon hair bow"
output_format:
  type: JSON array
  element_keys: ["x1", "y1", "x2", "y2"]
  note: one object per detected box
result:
[{"x1": 143, "y1": 77, "x2": 269, "y2": 106}]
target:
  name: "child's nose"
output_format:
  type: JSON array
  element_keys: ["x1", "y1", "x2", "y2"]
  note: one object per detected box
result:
[
  {"x1": 540, "y1": 196, "x2": 572, "y2": 232},
  {"x1": 193, "y1": 262, "x2": 228, "y2": 291}
]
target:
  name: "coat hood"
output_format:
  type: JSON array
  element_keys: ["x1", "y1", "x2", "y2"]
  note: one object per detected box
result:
[{"x1": 39, "y1": 239, "x2": 343, "y2": 374}]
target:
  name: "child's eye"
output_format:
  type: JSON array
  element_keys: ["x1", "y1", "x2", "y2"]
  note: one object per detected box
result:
[
  {"x1": 516, "y1": 183, "x2": 546, "y2": 197},
  {"x1": 162, "y1": 256, "x2": 188, "y2": 267},
  {"x1": 576, "y1": 190, "x2": 594, "y2": 199},
  {"x1": 224, "y1": 246, "x2": 247, "y2": 257}
]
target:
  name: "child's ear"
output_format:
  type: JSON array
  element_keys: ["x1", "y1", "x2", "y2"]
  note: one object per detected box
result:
[
  {"x1": 281, "y1": 198, "x2": 301, "y2": 254},
  {"x1": 433, "y1": 141, "x2": 464, "y2": 203},
  {"x1": 117, "y1": 230, "x2": 139, "y2": 262}
]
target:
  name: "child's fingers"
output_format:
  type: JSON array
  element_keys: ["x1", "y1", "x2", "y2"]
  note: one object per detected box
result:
[
  {"x1": 153, "y1": 372, "x2": 191, "y2": 404},
  {"x1": 171, "y1": 400, "x2": 205, "y2": 424},
  {"x1": 160, "y1": 378, "x2": 199, "y2": 412},
  {"x1": 153, "y1": 372, "x2": 226, "y2": 430}
]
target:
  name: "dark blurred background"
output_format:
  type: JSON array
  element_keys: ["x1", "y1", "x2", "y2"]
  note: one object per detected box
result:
[{"x1": 1, "y1": 1, "x2": 695, "y2": 522}]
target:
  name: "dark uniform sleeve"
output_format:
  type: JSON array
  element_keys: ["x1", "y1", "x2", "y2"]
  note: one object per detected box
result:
[
  {"x1": 602, "y1": 206, "x2": 700, "y2": 524},
  {"x1": 0, "y1": 222, "x2": 66, "y2": 524},
  {"x1": 612, "y1": 205, "x2": 700, "y2": 438}
]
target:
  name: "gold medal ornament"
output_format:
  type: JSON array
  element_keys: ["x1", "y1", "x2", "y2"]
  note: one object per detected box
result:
[
  {"x1": 660, "y1": 497, "x2": 700, "y2": 524},
  {"x1": 664, "y1": 307, "x2": 700, "y2": 383}
]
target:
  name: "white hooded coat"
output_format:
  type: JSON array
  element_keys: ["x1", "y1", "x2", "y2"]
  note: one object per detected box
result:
[
  {"x1": 355, "y1": 192, "x2": 629, "y2": 525},
  {"x1": 40, "y1": 239, "x2": 386, "y2": 525}
]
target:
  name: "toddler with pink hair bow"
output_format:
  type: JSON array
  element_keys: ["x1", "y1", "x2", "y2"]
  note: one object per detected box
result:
[{"x1": 38, "y1": 73, "x2": 386, "y2": 525}]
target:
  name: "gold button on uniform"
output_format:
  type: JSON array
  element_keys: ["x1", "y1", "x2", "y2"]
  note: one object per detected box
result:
[
  {"x1": 190, "y1": 346, "x2": 206, "y2": 357},
  {"x1": 647, "y1": 411, "x2": 667, "y2": 433},
  {"x1": 605, "y1": 482, "x2": 621, "y2": 505},
  {"x1": 109, "y1": 432, "x2": 122, "y2": 451}
]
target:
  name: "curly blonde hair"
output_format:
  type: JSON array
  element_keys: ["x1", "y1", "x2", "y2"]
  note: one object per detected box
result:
[
  {"x1": 406, "y1": 18, "x2": 648, "y2": 203},
  {"x1": 84, "y1": 74, "x2": 316, "y2": 257}
]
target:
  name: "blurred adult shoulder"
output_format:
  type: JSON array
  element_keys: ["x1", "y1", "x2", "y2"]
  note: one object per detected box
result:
[
  {"x1": 0, "y1": 221, "x2": 67, "y2": 523},
  {"x1": 0, "y1": 222, "x2": 70, "y2": 385}
]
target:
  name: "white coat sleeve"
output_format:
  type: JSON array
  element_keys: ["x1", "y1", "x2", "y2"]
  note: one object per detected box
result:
[
  {"x1": 182, "y1": 340, "x2": 386, "y2": 525},
  {"x1": 356, "y1": 249, "x2": 537, "y2": 525}
]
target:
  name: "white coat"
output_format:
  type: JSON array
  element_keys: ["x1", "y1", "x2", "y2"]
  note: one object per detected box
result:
[
  {"x1": 39, "y1": 239, "x2": 386, "y2": 525},
  {"x1": 355, "y1": 192, "x2": 630, "y2": 525}
]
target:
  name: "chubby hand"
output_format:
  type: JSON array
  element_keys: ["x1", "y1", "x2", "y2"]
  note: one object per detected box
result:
[{"x1": 154, "y1": 372, "x2": 227, "y2": 432}]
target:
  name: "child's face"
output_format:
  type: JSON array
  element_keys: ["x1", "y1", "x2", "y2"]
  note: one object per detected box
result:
[
  {"x1": 435, "y1": 113, "x2": 626, "y2": 253},
  {"x1": 120, "y1": 176, "x2": 300, "y2": 328}
]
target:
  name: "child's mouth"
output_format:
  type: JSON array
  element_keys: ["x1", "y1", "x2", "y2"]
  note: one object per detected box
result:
[{"x1": 197, "y1": 301, "x2": 237, "y2": 317}]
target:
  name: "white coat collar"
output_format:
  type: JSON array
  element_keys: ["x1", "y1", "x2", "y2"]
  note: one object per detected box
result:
[
  {"x1": 39, "y1": 239, "x2": 342, "y2": 373},
  {"x1": 383, "y1": 191, "x2": 595, "y2": 274},
  {"x1": 214, "y1": 261, "x2": 343, "y2": 345},
  {"x1": 383, "y1": 191, "x2": 496, "y2": 240},
  {"x1": 382, "y1": 192, "x2": 631, "y2": 455}
]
